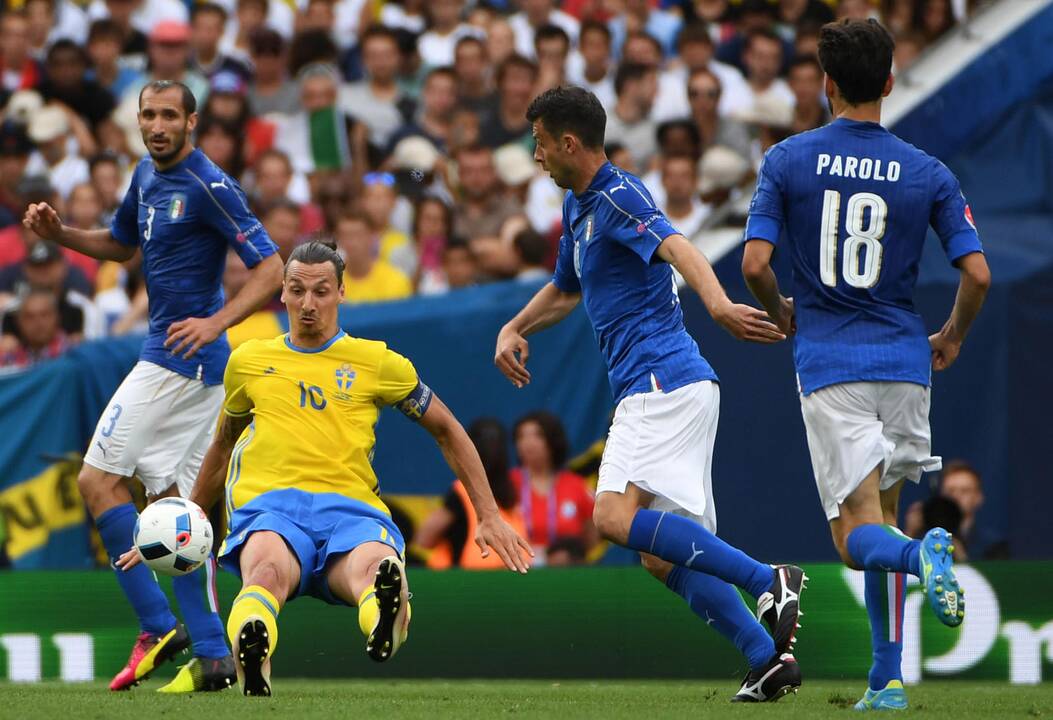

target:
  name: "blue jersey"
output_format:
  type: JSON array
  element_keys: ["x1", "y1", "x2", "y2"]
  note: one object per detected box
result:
[
  {"x1": 111, "y1": 148, "x2": 277, "y2": 385},
  {"x1": 745, "y1": 118, "x2": 983, "y2": 395},
  {"x1": 552, "y1": 162, "x2": 717, "y2": 403}
]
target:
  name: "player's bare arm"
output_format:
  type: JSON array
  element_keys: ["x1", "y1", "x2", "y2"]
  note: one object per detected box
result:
[
  {"x1": 929, "y1": 251, "x2": 991, "y2": 371},
  {"x1": 418, "y1": 393, "x2": 534, "y2": 573},
  {"x1": 495, "y1": 282, "x2": 581, "y2": 387},
  {"x1": 165, "y1": 253, "x2": 284, "y2": 360},
  {"x1": 22, "y1": 202, "x2": 137, "y2": 262},
  {"x1": 742, "y1": 239, "x2": 796, "y2": 336},
  {"x1": 656, "y1": 233, "x2": 786, "y2": 344}
]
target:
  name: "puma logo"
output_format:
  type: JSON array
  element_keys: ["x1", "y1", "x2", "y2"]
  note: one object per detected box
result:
[
  {"x1": 210, "y1": 179, "x2": 229, "y2": 190},
  {"x1": 609, "y1": 181, "x2": 627, "y2": 194},
  {"x1": 686, "y1": 542, "x2": 705, "y2": 568}
]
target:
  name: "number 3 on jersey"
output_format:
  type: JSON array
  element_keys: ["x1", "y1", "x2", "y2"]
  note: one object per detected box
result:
[{"x1": 819, "y1": 190, "x2": 887, "y2": 289}]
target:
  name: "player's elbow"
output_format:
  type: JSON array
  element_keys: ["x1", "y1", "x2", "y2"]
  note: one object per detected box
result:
[
  {"x1": 256, "y1": 253, "x2": 284, "y2": 291},
  {"x1": 961, "y1": 255, "x2": 991, "y2": 293},
  {"x1": 741, "y1": 253, "x2": 768, "y2": 283}
]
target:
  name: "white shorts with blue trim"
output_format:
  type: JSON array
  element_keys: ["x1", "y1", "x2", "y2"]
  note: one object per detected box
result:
[
  {"x1": 597, "y1": 380, "x2": 718, "y2": 532},
  {"x1": 84, "y1": 361, "x2": 224, "y2": 497},
  {"x1": 800, "y1": 381, "x2": 942, "y2": 521}
]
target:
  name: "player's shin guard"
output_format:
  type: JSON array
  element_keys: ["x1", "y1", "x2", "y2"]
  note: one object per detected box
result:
[
  {"x1": 667, "y1": 566, "x2": 776, "y2": 670},
  {"x1": 628, "y1": 510, "x2": 774, "y2": 599},
  {"x1": 97, "y1": 503, "x2": 177, "y2": 635},
  {"x1": 173, "y1": 556, "x2": 229, "y2": 659},
  {"x1": 847, "y1": 525, "x2": 921, "y2": 576},
  {"x1": 227, "y1": 585, "x2": 280, "y2": 657},
  {"x1": 865, "y1": 571, "x2": 906, "y2": 691}
]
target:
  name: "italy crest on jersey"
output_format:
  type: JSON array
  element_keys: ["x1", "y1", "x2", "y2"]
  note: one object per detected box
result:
[{"x1": 168, "y1": 193, "x2": 187, "y2": 220}]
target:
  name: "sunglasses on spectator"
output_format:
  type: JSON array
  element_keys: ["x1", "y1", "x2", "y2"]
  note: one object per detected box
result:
[
  {"x1": 688, "y1": 88, "x2": 720, "y2": 99},
  {"x1": 363, "y1": 172, "x2": 396, "y2": 187}
]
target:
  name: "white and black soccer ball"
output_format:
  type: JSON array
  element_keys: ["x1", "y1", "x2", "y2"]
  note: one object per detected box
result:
[{"x1": 134, "y1": 498, "x2": 213, "y2": 576}]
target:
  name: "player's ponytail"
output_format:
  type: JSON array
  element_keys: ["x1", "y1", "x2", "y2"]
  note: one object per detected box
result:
[{"x1": 285, "y1": 240, "x2": 345, "y2": 287}]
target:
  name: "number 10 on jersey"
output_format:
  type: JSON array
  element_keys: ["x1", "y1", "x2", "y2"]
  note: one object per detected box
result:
[{"x1": 819, "y1": 190, "x2": 887, "y2": 289}]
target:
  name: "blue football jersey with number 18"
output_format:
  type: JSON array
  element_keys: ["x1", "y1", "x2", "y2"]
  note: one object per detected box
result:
[{"x1": 745, "y1": 118, "x2": 984, "y2": 395}]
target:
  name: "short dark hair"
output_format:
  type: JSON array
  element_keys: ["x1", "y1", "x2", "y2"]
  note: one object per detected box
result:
[
  {"x1": 191, "y1": 1, "x2": 227, "y2": 23},
  {"x1": 443, "y1": 236, "x2": 471, "y2": 256},
  {"x1": 360, "y1": 24, "x2": 400, "y2": 50},
  {"x1": 613, "y1": 61, "x2": 653, "y2": 96},
  {"x1": 656, "y1": 119, "x2": 701, "y2": 155},
  {"x1": 744, "y1": 27, "x2": 782, "y2": 54},
  {"x1": 513, "y1": 228, "x2": 547, "y2": 266},
  {"x1": 526, "y1": 85, "x2": 606, "y2": 150},
  {"x1": 424, "y1": 65, "x2": 457, "y2": 86},
  {"x1": 514, "y1": 410, "x2": 569, "y2": 469},
  {"x1": 262, "y1": 197, "x2": 300, "y2": 218},
  {"x1": 624, "y1": 31, "x2": 661, "y2": 60},
  {"x1": 285, "y1": 239, "x2": 345, "y2": 286},
  {"x1": 940, "y1": 460, "x2": 983, "y2": 490},
  {"x1": 139, "y1": 80, "x2": 197, "y2": 115},
  {"x1": 454, "y1": 34, "x2": 484, "y2": 55},
  {"x1": 249, "y1": 27, "x2": 284, "y2": 55},
  {"x1": 677, "y1": 21, "x2": 713, "y2": 50},
  {"x1": 87, "y1": 19, "x2": 122, "y2": 44},
  {"x1": 46, "y1": 38, "x2": 85, "y2": 65},
  {"x1": 88, "y1": 151, "x2": 120, "y2": 173},
  {"x1": 534, "y1": 23, "x2": 570, "y2": 51},
  {"x1": 817, "y1": 19, "x2": 894, "y2": 105},
  {"x1": 579, "y1": 18, "x2": 611, "y2": 45},
  {"x1": 496, "y1": 54, "x2": 538, "y2": 86},
  {"x1": 788, "y1": 54, "x2": 823, "y2": 79}
]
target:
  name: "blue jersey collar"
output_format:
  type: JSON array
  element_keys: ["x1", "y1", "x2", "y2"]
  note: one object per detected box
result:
[
  {"x1": 577, "y1": 161, "x2": 616, "y2": 198},
  {"x1": 284, "y1": 329, "x2": 346, "y2": 354},
  {"x1": 832, "y1": 117, "x2": 887, "y2": 132}
]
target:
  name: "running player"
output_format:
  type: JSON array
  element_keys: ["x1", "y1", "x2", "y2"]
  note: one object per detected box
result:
[
  {"x1": 23, "y1": 80, "x2": 282, "y2": 692},
  {"x1": 496, "y1": 85, "x2": 806, "y2": 703},
  {"x1": 741, "y1": 19, "x2": 991, "y2": 710},
  {"x1": 123, "y1": 241, "x2": 533, "y2": 696}
]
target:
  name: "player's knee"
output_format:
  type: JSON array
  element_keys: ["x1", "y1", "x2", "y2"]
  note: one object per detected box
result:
[
  {"x1": 592, "y1": 496, "x2": 630, "y2": 544},
  {"x1": 77, "y1": 466, "x2": 118, "y2": 510},
  {"x1": 832, "y1": 535, "x2": 861, "y2": 570},
  {"x1": 244, "y1": 559, "x2": 287, "y2": 597}
]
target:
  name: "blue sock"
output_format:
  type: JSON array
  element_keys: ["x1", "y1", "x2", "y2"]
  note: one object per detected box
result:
[
  {"x1": 627, "y1": 509, "x2": 774, "y2": 599},
  {"x1": 865, "y1": 570, "x2": 905, "y2": 690},
  {"x1": 96, "y1": 504, "x2": 177, "y2": 636},
  {"x1": 667, "y1": 566, "x2": 775, "y2": 670},
  {"x1": 847, "y1": 524, "x2": 920, "y2": 576},
  {"x1": 173, "y1": 556, "x2": 228, "y2": 659}
]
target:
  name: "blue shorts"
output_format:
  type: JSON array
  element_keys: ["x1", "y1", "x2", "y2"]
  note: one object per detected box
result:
[{"x1": 219, "y1": 488, "x2": 405, "y2": 605}]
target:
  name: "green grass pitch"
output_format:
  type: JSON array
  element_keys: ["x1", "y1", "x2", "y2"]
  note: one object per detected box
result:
[{"x1": 3, "y1": 680, "x2": 1051, "y2": 719}]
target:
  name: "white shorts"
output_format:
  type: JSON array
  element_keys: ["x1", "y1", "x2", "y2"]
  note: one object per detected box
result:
[
  {"x1": 598, "y1": 380, "x2": 718, "y2": 532},
  {"x1": 84, "y1": 361, "x2": 225, "y2": 497},
  {"x1": 800, "y1": 381, "x2": 942, "y2": 521}
]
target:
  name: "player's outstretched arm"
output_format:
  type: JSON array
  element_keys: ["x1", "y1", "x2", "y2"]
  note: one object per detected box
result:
[
  {"x1": 419, "y1": 394, "x2": 534, "y2": 573},
  {"x1": 165, "y1": 253, "x2": 283, "y2": 359},
  {"x1": 742, "y1": 239, "x2": 796, "y2": 336},
  {"x1": 657, "y1": 234, "x2": 786, "y2": 343},
  {"x1": 930, "y1": 252, "x2": 991, "y2": 371},
  {"x1": 495, "y1": 282, "x2": 580, "y2": 387},
  {"x1": 22, "y1": 202, "x2": 136, "y2": 262}
]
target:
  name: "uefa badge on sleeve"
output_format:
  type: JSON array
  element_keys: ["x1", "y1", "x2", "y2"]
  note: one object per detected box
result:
[{"x1": 168, "y1": 193, "x2": 187, "y2": 220}]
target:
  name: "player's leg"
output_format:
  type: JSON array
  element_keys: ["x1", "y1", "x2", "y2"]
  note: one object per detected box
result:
[
  {"x1": 325, "y1": 541, "x2": 411, "y2": 662},
  {"x1": 227, "y1": 530, "x2": 302, "y2": 697},
  {"x1": 81, "y1": 362, "x2": 189, "y2": 690}
]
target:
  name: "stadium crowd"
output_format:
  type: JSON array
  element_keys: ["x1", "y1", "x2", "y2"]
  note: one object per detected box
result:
[{"x1": 0, "y1": 0, "x2": 978, "y2": 369}]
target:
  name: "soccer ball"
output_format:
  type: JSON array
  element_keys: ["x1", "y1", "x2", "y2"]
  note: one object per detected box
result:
[{"x1": 134, "y1": 497, "x2": 213, "y2": 576}]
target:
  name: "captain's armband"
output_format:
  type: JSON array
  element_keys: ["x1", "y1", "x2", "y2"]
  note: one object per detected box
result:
[{"x1": 395, "y1": 381, "x2": 433, "y2": 421}]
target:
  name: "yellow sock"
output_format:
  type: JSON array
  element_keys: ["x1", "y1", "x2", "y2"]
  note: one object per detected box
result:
[
  {"x1": 357, "y1": 588, "x2": 379, "y2": 638},
  {"x1": 228, "y1": 585, "x2": 280, "y2": 655}
]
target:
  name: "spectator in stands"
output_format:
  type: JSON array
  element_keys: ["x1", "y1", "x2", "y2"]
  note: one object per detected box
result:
[
  {"x1": 882, "y1": 0, "x2": 917, "y2": 36},
  {"x1": 655, "y1": 22, "x2": 751, "y2": 121},
  {"x1": 139, "y1": 21, "x2": 208, "y2": 103},
  {"x1": 440, "y1": 236, "x2": 477, "y2": 290},
  {"x1": 793, "y1": 19, "x2": 823, "y2": 59},
  {"x1": 220, "y1": 0, "x2": 268, "y2": 66},
  {"x1": 387, "y1": 66, "x2": 458, "y2": 155},
  {"x1": 39, "y1": 40, "x2": 116, "y2": 131},
  {"x1": 88, "y1": 152, "x2": 122, "y2": 226},
  {"x1": 0, "y1": 239, "x2": 94, "y2": 338},
  {"x1": 738, "y1": 28, "x2": 795, "y2": 119},
  {"x1": 836, "y1": 0, "x2": 876, "y2": 21},
  {"x1": 343, "y1": 25, "x2": 411, "y2": 156},
  {"x1": 67, "y1": 183, "x2": 104, "y2": 236},
  {"x1": 419, "y1": 417, "x2": 527, "y2": 570},
  {"x1": 418, "y1": 0, "x2": 484, "y2": 68},
  {"x1": 640, "y1": 119, "x2": 700, "y2": 202},
  {"x1": 686, "y1": 67, "x2": 751, "y2": 160},
  {"x1": 86, "y1": 20, "x2": 141, "y2": 100},
  {"x1": 246, "y1": 28, "x2": 297, "y2": 116},
  {"x1": 511, "y1": 410, "x2": 596, "y2": 562},
  {"x1": 610, "y1": 0, "x2": 682, "y2": 59},
  {"x1": 408, "y1": 195, "x2": 452, "y2": 294},
  {"x1": 697, "y1": 143, "x2": 750, "y2": 206},
  {"x1": 0, "y1": 122, "x2": 32, "y2": 229},
  {"x1": 509, "y1": 0, "x2": 579, "y2": 60},
  {"x1": 659, "y1": 153, "x2": 709, "y2": 240},
  {"x1": 335, "y1": 210, "x2": 412, "y2": 304},
  {"x1": 894, "y1": 31, "x2": 926, "y2": 73},
  {"x1": 545, "y1": 536, "x2": 588, "y2": 566},
  {"x1": 787, "y1": 55, "x2": 829, "y2": 134},
  {"x1": 567, "y1": 19, "x2": 614, "y2": 109},
  {"x1": 606, "y1": 62, "x2": 658, "y2": 172},
  {"x1": 452, "y1": 144, "x2": 523, "y2": 275},
  {"x1": 26, "y1": 105, "x2": 89, "y2": 201},
  {"x1": 380, "y1": 0, "x2": 427, "y2": 35},
  {"x1": 1, "y1": 11, "x2": 41, "y2": 94},
  {"x1": 0, "y1": 288, "x2": 74, "y2": 368},
  {"x1": 260, "y1": 198, "x2": 302, "y2": 263},
  {"x1": 361, "y1": 172, "x2": 413, "y2": 267},
  {"x1": 716, "y1": 0, "x2": 793, "y2": 74},
  {"x1": 775, "y1": 0, "x2": 834, "y2": 33},
  {"x1": 914, "y1": 0, "x2": 955, "y2": 45},
  {"x1": 479, "y1": 54, "x2": 537, "y2": 150},
  {"x1": 453, "y1": 36, "x2": 495, "y2": 115},
  {"x1": 605, "y1": 140, "x2": 637, "y2": 175},
  {"x1": 190, "y1": 2, "x2": 250, "y2": 82},
  {"x1": 533, "y1": 24, "x2": 570, "y2": 94},
  {"x1": 25, "y1": 0, "x2": 87, "y2": 57},
  {"x1": 90, "y1": 0, "x2": 148, "y2": 59},
  {"x1": 485, "y1": 16, "x2": 516, "y2": 68},
  {"x1": 938, "y1": 460, "x2": 1008, "y2": 560},
  {"x1": 513, "y1": 227, "x2": 549, "y2": 282},
  {"x1": 195, "y1": 116, "x2": 243, "y2": 177}
]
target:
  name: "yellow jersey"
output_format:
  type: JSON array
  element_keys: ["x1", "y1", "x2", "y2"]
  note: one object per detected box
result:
[
  {"x1": 342, "y1": 261, "x2": 413, "y2": 305},
  {"x1": 221, "y1": 330, "x2": 423, "y2": 518}
]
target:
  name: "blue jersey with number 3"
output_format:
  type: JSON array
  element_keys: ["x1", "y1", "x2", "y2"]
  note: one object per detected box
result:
[
  {"x1": 744, "y1": 118, "x2": 983, "y2": 395},
  {"x1": 111, "y1": 148, "x2": 277, "y2": 385}
]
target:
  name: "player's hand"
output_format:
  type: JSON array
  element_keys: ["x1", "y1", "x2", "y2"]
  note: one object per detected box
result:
[
  {"x1": 115, "y1": 547, "x2": 142, "y2": 571},
  {"x1": 773, "y1": 296, "x2": 796, "y2": 337},
  {"x1": 712, "y1": 301, "x2": 786, "y2": 344},
  {"x1": 475, "y1": 514, "x2": 534, "y2": 574},
  {"x1": 929, "y1": 329, "x2": 961, "y2": 371},
  {"x1": 495, "y1": 325, "x2": 531, "y2": 388},
  {"x1": 22, "y1": 202, "x2": 64, "y2": 242},
  {"x1": 165, "y1": 316, "x2": 225, "y2": 359}
]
